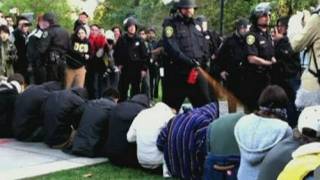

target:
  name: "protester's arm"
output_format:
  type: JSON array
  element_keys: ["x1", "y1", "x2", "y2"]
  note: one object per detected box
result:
[{"x1": 290, "y1": 15, "x2": 318, "y2": 52}]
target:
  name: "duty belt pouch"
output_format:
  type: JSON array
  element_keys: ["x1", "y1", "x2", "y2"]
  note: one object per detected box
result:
[{"x1": 49, "y1": 51, "x2": 62, "y2": 64}]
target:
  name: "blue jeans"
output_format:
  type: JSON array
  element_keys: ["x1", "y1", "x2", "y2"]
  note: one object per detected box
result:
[{"x1": 203, "y1": 154, "x2": 240, "y2": 180}]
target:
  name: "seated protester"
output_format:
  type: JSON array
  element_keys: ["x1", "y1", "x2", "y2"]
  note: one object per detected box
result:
[
  {"x1": 0, "y1": 74, "x2": 24, "y2": 137},
  {"x1": 101, "y1": 94, "x2": 150, "y2": 167},
  {"x1": 234, "y1": 85, "x2": 293, "y2": 180},
  {"x1": 42, "y1": 87, "x2": 87, "y2": 148},
  {"x1": 0, "y1": 25, "x2": 18, "y2": 78},
  {"x1": 259, "y1": 105, "x2": 320, "y2": 180},
  {"x1": 127, "y1": 102, "x2": 176, "y2": 171},
  {"x1": 65, "y1": 26, "x2": 90, "y2": 89},
  {"x1": 71, "y1": 88, "x2": 120, "y2": 157},
  {"x1": 204, "y1": 112, "x2": 245, "y2": 180},
  {"x1": 157, "y1": 103, "x2": 219, "y2": 180},
  {"x1": 278, "y1": 106, "x2": 320, "y2": 180},
  {"x1": 12, "y1": 81, "x2": 63, "y2": 141}
]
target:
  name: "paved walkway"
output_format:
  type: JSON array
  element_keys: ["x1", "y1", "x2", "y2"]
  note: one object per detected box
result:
[{"x1": 0, "y1": 139, "x2": 107, "y2": 179}]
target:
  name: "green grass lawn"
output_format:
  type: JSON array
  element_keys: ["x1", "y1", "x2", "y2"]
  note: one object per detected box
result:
[{"x1": 30, "y1": 162, "x2": 176, "y2": 180}]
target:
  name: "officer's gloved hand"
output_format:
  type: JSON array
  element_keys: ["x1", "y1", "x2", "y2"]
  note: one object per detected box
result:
[
  {"x1": 27, "y1": 65, "x2": 33, "y2": 74},
  {"x1": 271, "y1": 57, "x2": 277, "y2": 64},
  {"x1": 191, "y1": 59, "x2": 200, "y2": 68}
]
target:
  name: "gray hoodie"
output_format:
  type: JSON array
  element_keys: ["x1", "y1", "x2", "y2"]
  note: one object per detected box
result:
[{"x1": 234, "y1": 113, "x2": 292, "y2": 180}]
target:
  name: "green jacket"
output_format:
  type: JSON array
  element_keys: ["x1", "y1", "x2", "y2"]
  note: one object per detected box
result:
[{"x1": 207, "y1": 112, "x2": 244, "y2": 156}]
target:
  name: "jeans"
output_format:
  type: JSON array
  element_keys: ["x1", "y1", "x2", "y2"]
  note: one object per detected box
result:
[{"x1": 203, "y1": 154, "x2": 240, "y2": 180}]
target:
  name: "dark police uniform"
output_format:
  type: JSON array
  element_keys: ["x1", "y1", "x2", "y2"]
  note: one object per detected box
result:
[
  {"x1": 114, "y1": 33, "x2": 148, "y2": 101},
  {"x1": 217, "y1": 33, "x2": 247, "y2": 101},
  {"x1": 243, "y1": 25, "x2": 275, "y2": 110},
  {"x1": 38, "y1": 13, "x2": 70, "y2": 83},
  {"x1": 162, "y1": 14, "x2": 211, "y2": 111}
]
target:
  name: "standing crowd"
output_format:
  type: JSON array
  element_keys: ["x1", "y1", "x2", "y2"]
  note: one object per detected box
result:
[{"x1": 1, "y1": 0, "x2": 320, "y2": 179}]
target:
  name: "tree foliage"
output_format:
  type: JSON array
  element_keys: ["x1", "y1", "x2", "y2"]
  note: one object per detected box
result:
[
  {"x1": 1, "y1": 0, "x2": 317, "y2": 35},
  {"x1": 94, "y1": 0, "x2": 318, "y2": 36},
  {"x1": 0, "y1": 0, "x2": 73, "y2": 30}
]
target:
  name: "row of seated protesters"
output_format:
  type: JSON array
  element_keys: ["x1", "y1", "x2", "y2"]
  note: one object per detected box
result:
[{"x1": 1, "y1": 74, "x2": 319, "y2": 179}]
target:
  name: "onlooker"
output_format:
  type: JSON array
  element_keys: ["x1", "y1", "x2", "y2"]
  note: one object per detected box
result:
[
  {"x1": 12, "y1": 81, "x2": 63, "y2": 141},
  {"x1": 204, "y1": 112, "x2": 245, "y2": 180},
  {"x1": 73, "y1": 11, "x2": 90, "y2": 38},
  {"x1": 42, "y1": 88, "x2": 87, "y2": 148},
  {"x1": 146, "y1": 27, "x2": 161, "y2": 99},
  {"x1": 38, "y1": 12, "x2": 70, "y2": 83},
  {"x1": 0, "y1": 25, "x2": 18, "y2": 78},
  {"x1": 258, "y1": 105, "x2": 320, "y2": 180},
  {"x1": 5, "y1": 16, "x2": 14, "y2": 34},
  {"x1": 103, "y1": 30, "x2": 120, "y2": 90},
  {"x1": 287, "y1": 5, "x2": 320, "y2": 109},
  {"x1": 157, "y1": 102, "x2": 219, "y2": 179},
  {"x1": 127, "y1": 102, "x2": 175, "y2": 170},
  {"x1": 272, "y1": 16, "x2": 301, "y2": 127},
  {"x1": 0, "y1": 73, "x2": 24, "y2": 137},
  {"x1": 234, "y1": 85, "x2": 292, "y2": 180},
  {"x1": 12, "y1": 16, "x2": 31, "y2": 83},
  {"x1": 86, "y1": 24, "x2": 107, "y2": 99},
  {"x1": 139, "y1": 27, "x2": 151, "y2": 99},
  {"x1": 71, "y1": 88, "x2": 119, "y2": 157},
  {"x1": 112, "y1": 26, "x2": 122, "y2": 44},
  {"x1": 101, "y1": 94, "x2": 149, "y2": 167},
  {"x1": 26, "y1": 14, "x2": 48, "y2": 85},
  {"x1": 65, "y1": 26, "x2": 90, "y2": 89}
]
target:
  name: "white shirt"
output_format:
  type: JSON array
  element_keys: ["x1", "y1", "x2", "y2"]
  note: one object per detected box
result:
[{"x1": 127, "y1": 102, "x2": 175, "y2": 169}]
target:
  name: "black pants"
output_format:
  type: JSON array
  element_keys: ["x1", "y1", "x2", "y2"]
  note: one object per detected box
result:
[
  {"x1": 119, "y1": 68, "x2": 142, "y2": 101},
  {"x1": 46, "y1": 62, "x2": 66, "y2": 84},
  {"x1": 242, "y1": 70, "x2": 271, "y2": 111},
  {"x1": 107, "y1": 144, "x2": 140, "y2": 168},
  {"x1": 150, "y1": 65, "x2": 160, "y2": 99},
  {"x1": 32, "y1": 66, "x2": 47, "y2": 85},
  {"x1": 163, "y1": 72, "x2": 212, "y2": 111}
]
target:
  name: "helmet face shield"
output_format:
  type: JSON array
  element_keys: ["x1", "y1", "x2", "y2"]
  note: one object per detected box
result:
[
  {"x1": 250, "y1": 2, "x2": 272, "y2": 24},
  {"x1": 256, "y1": 11, "x2": 271, "y2": 18}
]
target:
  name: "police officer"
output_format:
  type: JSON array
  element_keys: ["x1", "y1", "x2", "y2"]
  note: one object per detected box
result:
[
  {"x1": 217, "y1": 18, "x2": 249, "y2": 112},
  {"x1": 243, "y1": 2, "x2": 277, "y2": 110},
  {"x1": 38, "y1": 12, "x2": 70, "y2": 84},
  {"x1": 162, "y1": 0, "x2": 211, "y2": 111},
  {"x1": 114, "y1": 17, "x2": 149, "y2": 101},
  {"x1": 196, "y1": 15, "x2": 222, "y2": 78}
]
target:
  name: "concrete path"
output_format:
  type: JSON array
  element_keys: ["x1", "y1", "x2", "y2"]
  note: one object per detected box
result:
[{"x1": 0, "y1": 139, "x2": 107, "y2": 180}]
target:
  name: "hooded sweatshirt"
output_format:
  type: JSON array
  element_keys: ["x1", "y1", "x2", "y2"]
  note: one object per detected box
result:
[
  {"x1": 234, "y1": 113, "x2": 292, "y2": 180},
  {"x1": 102, "y1": 94, "x2": 149, "y2": 157},
  {"x1": 127, "y1": 102, "x2": 175, "y2": 169},
  {"x1": 67, "y1": 32, "x2": 90, "y2": 69}
]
